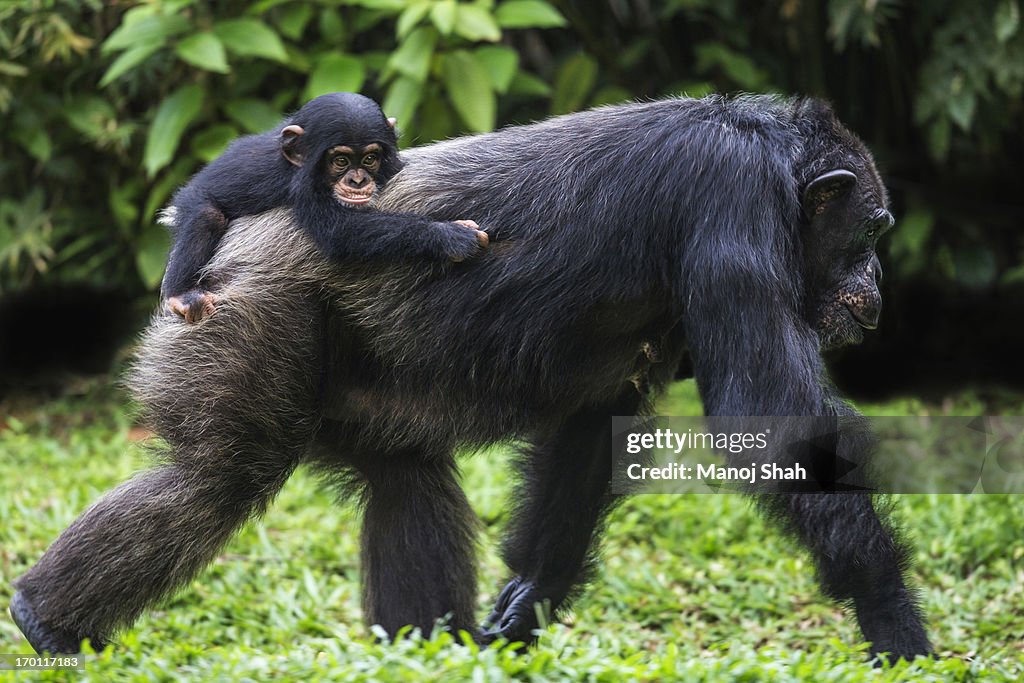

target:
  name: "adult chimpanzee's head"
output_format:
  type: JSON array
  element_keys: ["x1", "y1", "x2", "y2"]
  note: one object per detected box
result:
[
  {"x1": 278, "y1": 92, "x2": 403, "y2": 206},
  {"x1": 798, "y1": 113, "x2": 894, "y2": 350}
]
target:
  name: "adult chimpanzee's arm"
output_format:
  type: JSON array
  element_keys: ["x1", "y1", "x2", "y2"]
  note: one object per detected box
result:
[{"x1": 679, "y1": 152, "x2": 931, "y2": 662}]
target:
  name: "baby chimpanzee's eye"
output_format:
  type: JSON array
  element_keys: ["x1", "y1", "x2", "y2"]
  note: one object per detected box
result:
[{"x1": 362, "y1": 153, "x2": 379, "y2": 167}]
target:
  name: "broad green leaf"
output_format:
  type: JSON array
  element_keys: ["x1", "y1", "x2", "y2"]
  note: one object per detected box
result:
[
  {"x1": 590, "y1": 85, "x2": 632, "y2": 107},
  {"x1": 175, "y1": 33, "x2": 230, "y2": 73},
  {"x1": 347, "y1": 0, "x2": 405, "y2": 9},
  {"x1": 319, "y1": 8, "x2": 345, "y2": 37},
  {"x1": 382, "y1": 76, "x2": 424, "y2": 133},
  {"x1": 552, "y1": 53, "x2": 597, "y2": 115},
  {"x1": 431, "y1": 1, "x2": 457, "y2": 35},
  {"x1": 304, "y1": 54, "x2": 366, "y2": 100},
  {"x1": 136, "y1": 222, "x2": 172, "y2": 290},
  {"x1": 387, "y1": 26, "x2": 437, "y2": 82},
  {"x1": 508, "y1": 71, "x2": 551, "y2": 97},
  {"x1": 144, "y1": 157, "x2": 196, "y2": 223},
  {"x1": 109, "y1": 179, "x2": 141, "y2": 231},
  {"x1": 348, "y1": 0, "x2": 405, "y2": 9},
  {"x1": 397, "y1": 2, "x2": 431, "y2": 39},
  {"x1": 0, "y1": 61, "x2": 28, "y2": 77},
  {"x1": 995, "y1": 0, "x2": 1020, "y2": 43},
  {"x1": 223, "y1": 99, "x2": 283, "y2": 133},
  {"x1": 495, "y1": 0, "x2": 567, "y2": 29},
  {"x1": 18, "y1": 127, "x2": 52, "y2": 163},
  {"x1": 99, "y1": 43, "x2": 161, "y2": 86},
  {"x1": 143, "y1": 84, "x2": 204, "y2": 177},
  {"x1": 453, "y1": 5, "x2": 501, "y2": 42},
  {"x1": 214, "y1": 19, "x2": 289, "y2": 62},
  {"x1": 443, "y1": 51, "x2": 496, "y2": 132},
  {"x1": 948, "y1": 89, "x2": 976, "y2": 131},
  {"x1": 277, "y1": 3, "x2": 316, "y2": 41},
  {"x1": 63, "y1": 97, "x2": 118, "y2": 140},
  {"x1": 474, "y1": 45, "x2": 518, "y2": 93},
  {"x1": 102, "y1": 12, "x2": 189, "y2": 54},
  {"x1": 190, "y1": 124, "x2": 239, "y2": 162},
  {"x1": 926, "y1": 118, "x2": 951, "y2": 161}
]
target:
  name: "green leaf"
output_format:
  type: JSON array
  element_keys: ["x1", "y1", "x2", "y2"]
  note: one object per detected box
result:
[
  {"x1": 175, "y1": 33, "x2": 230, "y2": 74},
  {"x1": 136, "y1": 222, "x2": 172, "y2": 290},
  {"x1": 948, "y1": 88, "x2": 977, "y2": 131},
  {"x1": 63, "y1": 97, "x2": 118, "y2": 140},
  {"x1": 102, "y1": 11, "x2": 189, "y2": 54},
  {"x1": 99, "y1": 43, "x2": 161, "y2": 87},
  {"x1": 223, "y1": 99, "x2": 283, "y2": 134},
  {"x1": 474, "y1": 45, "x2": 518, "y2": 93},
  {"x1": 304, "y1": 54, "x2": 366, "y2": 100},
  {"x1": 382, "y1": 76, "x2": 424, "y2": 133},
  {"x1": 387, "y1": 26, "x2": 437, "y2": 82},
  {"x1": 453, "y1": 5, "x2": 502, "y2": 42},
  {"x1": 214, "y1": 19, "x2": 289, "y2": 63},
  {"x1": 590, "y1": 85, "x2": 632, "y2": 107},
  {"x1": 0, "y1": 61, "x2": 29, "y2": 77},
  {"x1": 144, "y1": 157, "x2": 195, "y2": 222},
  {"x1": 926, "y1": 118, "x2": 951, "y2": 162},
  {"x1": 277, "y1": 3, "x2": 316, "y2": 41},
  {"x1": 552, "y1": 53, "x2": 597, "y2": 115},
  {"x1": 397, "y1": 2, "x2": 431, "y2": 39},
  {"x1": 18, "y1": 127, "x2": 52, "y2": 163},
  {"x1": 143, "y1": 84, "x2": 204, "y2": 177},
  {"x1": 443, "y1": 50, "x2": 496, "y2": 132},
  {"x1": 495, "y1": 0, "x2": 567, "y2": 29},
  {"x1": 190, "y1": 124, "x2": 239, "y2": 163},
  {"x1": 995, "y1": 0, "x2": 1020, "y2": 43},
  {"x1": 431, "y1": 1, "x2": 457, "y2": 35},
  {"x1": 318, "y1": 8, "x2": 345, "y2": 38},
  {"x1": 508, "y1": 71, "x2": 552, "y2": 97}
]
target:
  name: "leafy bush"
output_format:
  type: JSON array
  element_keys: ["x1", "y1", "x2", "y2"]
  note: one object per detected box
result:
[{"x1": 0, "y1": 0, "x2": 1020, "y2": 296}]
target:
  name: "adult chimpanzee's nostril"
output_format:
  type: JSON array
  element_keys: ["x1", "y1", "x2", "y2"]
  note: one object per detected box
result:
[{"x1": 870, "y1": 255, "x2": 882, "y2": 284}]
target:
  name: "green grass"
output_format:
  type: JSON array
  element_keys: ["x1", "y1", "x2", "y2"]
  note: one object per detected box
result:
[{"x1": 1, "y1": 381, "x2": 1022, "y2": 681}]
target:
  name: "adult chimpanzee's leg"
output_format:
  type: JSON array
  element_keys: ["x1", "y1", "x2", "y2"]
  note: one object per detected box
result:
[
  {"x1": 763, "y1": 493, "x2": 931, "y2": 662},
  {"x1": 481, "y1": 387, "x2": 643, "y2": 643},
  {"x1": 348, "y1": 448, "x2": 479, "y2": 639},
  {"x1": 11, "y1": 450, "x2": 300, "y2": 654}
]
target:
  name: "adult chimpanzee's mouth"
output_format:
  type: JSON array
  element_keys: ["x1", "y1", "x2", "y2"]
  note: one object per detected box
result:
[{"x1": 846, "y1": 304, "x2": 879, "y2": 330}]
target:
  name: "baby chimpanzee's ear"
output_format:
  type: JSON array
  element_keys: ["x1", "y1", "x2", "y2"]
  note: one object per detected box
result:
[
  {"x1": 280, "y1": 125, "x2": 305, "y2": 167},
  {"x1": 386, "y1": 117, "x2": 397, "y2": 129}
]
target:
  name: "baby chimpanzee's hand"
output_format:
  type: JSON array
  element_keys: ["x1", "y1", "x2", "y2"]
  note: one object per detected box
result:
[
  {"x1": 166, "y1": 289, "x2": 218, "y2": 324},
  {"x1": 433, "y1": 219, "x2": 489, "y2": 262}
]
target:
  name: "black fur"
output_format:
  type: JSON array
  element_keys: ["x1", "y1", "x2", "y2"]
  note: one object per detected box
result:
[
  {"x1": 161, "y1": 92, "x2": 483, "y2": 312},
  {"x1": 12, "y1": 95, "x2": 930, "y2": 663}
]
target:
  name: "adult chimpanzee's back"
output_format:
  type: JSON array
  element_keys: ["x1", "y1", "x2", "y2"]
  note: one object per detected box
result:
[{"x1": 11, "y1": 95, "x2": 930, "y2": 663}]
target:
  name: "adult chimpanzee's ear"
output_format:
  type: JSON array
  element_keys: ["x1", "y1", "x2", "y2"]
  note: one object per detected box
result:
[
  {"x1": 280, "y1": 125, "x2": 305, "y2": 167},
  {"x1": 803, "y1": 169, "x2": 856, "y2": 218}
]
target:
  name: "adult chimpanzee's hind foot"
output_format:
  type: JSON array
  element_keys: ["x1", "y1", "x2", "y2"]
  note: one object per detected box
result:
[
  {"x1": 9, "y1": 590, "x2": 98, "y2": 654},
  {"x1": 854, "y1": 572, "x2": 933, "y2": 664},
  {"x1": 479, "y1": 576, "x2": 552, "y2": 644}
]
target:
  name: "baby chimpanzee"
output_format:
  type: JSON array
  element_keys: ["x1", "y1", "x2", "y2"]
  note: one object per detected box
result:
[{"x1": 162, "y1": 92, "x2": 487, "y2": 323}]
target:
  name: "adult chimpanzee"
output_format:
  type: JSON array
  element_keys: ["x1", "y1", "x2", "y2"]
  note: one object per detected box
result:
[
  {"x1": 10, "y1": 95, "x2": 930, "y2": 663},
  {"x1": 161, "y1": 91, "x2": 487, "y2": 323}
]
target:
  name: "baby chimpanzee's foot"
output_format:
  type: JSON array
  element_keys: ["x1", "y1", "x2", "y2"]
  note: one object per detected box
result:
[{"x1": 166, "y1": 289, "x2": 218, "y2": 324}]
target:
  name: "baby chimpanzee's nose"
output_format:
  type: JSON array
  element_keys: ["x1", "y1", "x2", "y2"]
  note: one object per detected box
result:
[{"x1": 347, "y1": 169, "x2": 370, "y2": 188}]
